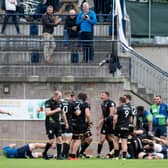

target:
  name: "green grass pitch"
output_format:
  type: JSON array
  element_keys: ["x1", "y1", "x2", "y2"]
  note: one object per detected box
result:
[{"x1": 1, "y1": 157, "x2": 168, "y2": 168}]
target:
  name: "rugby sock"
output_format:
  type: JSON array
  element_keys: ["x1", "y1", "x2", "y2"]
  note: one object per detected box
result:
[
  {"x1": 108, "y1": 141, "x2": 114, "y2": 151},
  {"x1": 97, "y1": 144, "x2": 103, "y2": 154},
  {"x1": 114, "y1": 150, "x2": 119, "y2": 157},
  {"x1": 80, "y1": 142, "x2": 90, "y2": 154},
  {"x1": 57, "y1": 143, "x2": 62, "y2": 157},
  {"x1": 62, "y1": 143, "x2": 70, "y2": 158},
  {"x1": 43, "y1": 142, "x2": 51, "y2": 155},
  {"x1": 122, "y1": 152, "x2": 127, "y2": 159}
]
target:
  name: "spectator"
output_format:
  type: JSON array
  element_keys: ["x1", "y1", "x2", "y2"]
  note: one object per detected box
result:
[
  {"x1": 76, "y1": 2, "x2": 97, "y2": 63},
  {"x1": 64, "y1": 9, "x2": 79, "y2": 47},
  {"x1": 150, "y1": 95, "x2": 168, "y2": 139},
  {"x1": 94, "y1": 0, "x2": 112, "y2": 22},
  {"x1": 1, "y1": 0, "x2": 20, "y2": 35},
  {"x1": 41, "y1": 5, "x2": 61, "y2": 63},
  {"x1": 78, "y1": 0, "x2": 94, "y2": 10},
  {"x1": 17, "y1": 4, "x2": 26, "y2": 22},
  {"x1": 35, "y1": 0, "x2": 48, "y2": 21}
]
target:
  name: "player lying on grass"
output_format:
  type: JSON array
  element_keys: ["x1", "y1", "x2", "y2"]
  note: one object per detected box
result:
[
  {"x1": 2, "y1": 143, "x2": 47, "y2": 158},
  {"x1": 139, "y1": 136, "x2": 168, "y2": 159}
]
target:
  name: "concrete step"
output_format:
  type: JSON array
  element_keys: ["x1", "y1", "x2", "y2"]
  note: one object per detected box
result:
[
  {"x1": 0, "y1": 64, "x2": 117, "y2": 78},
  {"x1": 124, "y1": 80, "x2": 153, "y2": 104}
]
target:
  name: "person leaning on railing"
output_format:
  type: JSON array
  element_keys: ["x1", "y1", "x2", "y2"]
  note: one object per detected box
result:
[
  {"x1": 63, "y1": 9, "x2": 80, "y2": 47},
  {"x1": 41, "y1": 5, "x2": 62, "y2": 63},
  {"x1": 1, "y1": 0, "x2": 20, "y2": 35}
]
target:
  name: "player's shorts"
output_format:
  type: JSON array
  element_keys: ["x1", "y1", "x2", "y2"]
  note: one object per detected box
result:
[
  {"x1": 114, "y1": 127, "x2": 129, "y2": 138},
  {"x1": 61, "y1": 124, "x2": 73, "y2": 134},
  {"x1": 153, "y1": 125, "x2": 167, "y2": 137},
  {"x1": 101, "y1": 123, "x2": 114, "y2": 135},
  {"x1": 46, "y1": 124, "x2": 62, "y2": 139},
  {"x1": 17, "y1": 144, "x2": 33, "y2": 158},
  {"x1": 83, "y1": 128, "x2": 92, "y2": 138},
  {"x1": 72, "y1": 123, "x2": 87, "y2": 140},
  {"x1": 72, "y1": 133, "x2": 84, "y2": 140}
]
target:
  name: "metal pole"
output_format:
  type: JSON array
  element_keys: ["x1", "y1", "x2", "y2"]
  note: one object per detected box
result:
[
  {"x1": 148, "y1": 0, "x2": 151, "y2": 40},
  {"x1": 23, "y1": 83, "x2": 26, "y2": 144},
  {"x1": 112, "y1": 0, "x2": 115, "y2": 40}
]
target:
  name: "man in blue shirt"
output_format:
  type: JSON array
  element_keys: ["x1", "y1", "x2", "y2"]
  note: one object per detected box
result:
[
  {"x1": 76, "y1": 2, "x2": 97, "y2": 63},
  {"x1": 3, "y1": 143, "x2": 46, "y2": 158},
  {"x1": 150, "y1": 95, "x2": 168, "y2": 139}
]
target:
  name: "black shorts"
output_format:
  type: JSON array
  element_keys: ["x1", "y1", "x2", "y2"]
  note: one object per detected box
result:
[
  {"x1": 17, "y1": 144, "x2": 33, "y2": 158},
  {"x1": 72, "y1": 124, "x2": 87, "y2": 140},
  {"x1": 83, "y1": 128, "x2": 92, "y2": 138},
  {"x1": 101, "y1": 123, "x2": 114, "y2": 135},
  {"x1": 61, "y1": 124, "x2": 73, "y2": 134},
  {"x1": 46, "y1": 124, "x2": 62, "y2": 139},
  {"x1": 114, "y1": 127, "x2": 129, "y2": 139}
]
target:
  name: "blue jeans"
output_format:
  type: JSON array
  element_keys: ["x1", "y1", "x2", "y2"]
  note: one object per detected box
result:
[
  {"x1": 63, "y1": 29, "x2": 79, "y2": 47},
  {"x1": 1, "y1": 10, "x2": 20, "y2": 34}
]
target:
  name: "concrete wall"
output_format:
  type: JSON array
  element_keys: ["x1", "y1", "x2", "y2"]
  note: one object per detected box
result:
[
  {"x1": 133, "y1": 45, "x2": 168, "y2": 72},
  {"x1": 0, "y1": 78, "x2": 150, "y2": 155},
  {"x1": 0, "y1": 79, "x2": 123, "y2": 154}
]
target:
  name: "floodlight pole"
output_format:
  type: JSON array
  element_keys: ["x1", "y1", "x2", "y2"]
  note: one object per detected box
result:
[
  {"x1": 148, "y1": 0, "x2": 151, "y2": 40},
  {"x1": 112, "y1": 0, "x2": 115, "y2": 40}
]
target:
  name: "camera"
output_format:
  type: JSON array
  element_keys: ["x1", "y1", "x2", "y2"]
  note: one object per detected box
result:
[{"x1": 84, "y1": 14, "x2": 89, "y2": 19}]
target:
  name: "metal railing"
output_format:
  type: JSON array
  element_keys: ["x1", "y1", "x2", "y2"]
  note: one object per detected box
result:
[
  {"x1": 121, "y1": 42, "x2": 168, "y2": 102},
  {"x1": 0, "y1": 13, "x2": 115, "y2": 37},
  {"x1": 0, "y1": 39, "x2": 130, "y2": 78}
]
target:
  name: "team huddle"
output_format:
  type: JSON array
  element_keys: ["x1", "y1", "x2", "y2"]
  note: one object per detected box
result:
[{"x1": 2, "y1": 91, "x2": 168, "y2": 160}]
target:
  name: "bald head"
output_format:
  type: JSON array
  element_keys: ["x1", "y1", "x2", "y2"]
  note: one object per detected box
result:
[
  {"x1": 83, "y1": 2, "x2": 89, "y2": 14},
  {"x1": 69, "y1": 9, "x2": 76, "y2": 19},
  {"x1": 54, "y1": 90, "x2": 62, "y2": 101}
]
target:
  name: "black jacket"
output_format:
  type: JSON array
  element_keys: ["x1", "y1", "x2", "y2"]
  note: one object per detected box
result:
[
  {"x1": 64, "y1": 16, "x2": 79, "y2": 38},
  {"x1": 107, "y1": 53, "x2": 122, "y2": 75},
  {"x1": 42, "y1": 13, "x2": 56, "y2": 34}
]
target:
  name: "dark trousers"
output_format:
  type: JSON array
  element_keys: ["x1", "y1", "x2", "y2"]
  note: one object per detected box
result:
[
  {"x1": 80, "y1": 32, "x2": 94, "y2": 63},
  {"x1": 1, "y1": 10, "x2": 20, "y2": 34}
]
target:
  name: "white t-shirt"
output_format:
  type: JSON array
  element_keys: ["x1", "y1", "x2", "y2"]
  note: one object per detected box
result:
[
  {"x1": 5, "y1": 0, "x2": 17, "y2": 11},
  {"x1": 154, "y1": 143, "x2": 162, "y2": 153}
]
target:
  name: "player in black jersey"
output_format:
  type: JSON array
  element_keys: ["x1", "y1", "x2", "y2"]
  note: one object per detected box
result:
[
  {"x1": 96, "y1": 91, "x2": 116, "y2": 158},
  {"x1": 113, "y1": 96, "x2": 132, "y2": 159},
  {"x1": 124, "y1": 94, "x2": 137, "y2": 126},
  {"x1": 61, "y1": 91, "x2": 76, "y2": 159},
  {"x1": 69, "y1": 93, "x2": 92, "y2": 160},
  {"x1": 42, "y1": 90, "x2": 69, "y2": 160}
]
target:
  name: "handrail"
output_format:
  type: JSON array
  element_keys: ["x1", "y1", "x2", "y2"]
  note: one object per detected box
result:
[
  {"x1": 0, "y1": 13, "x2": 114, "y2": 16},
  {"x1": 121, "y1": 42, "x2": 168, "y2": 77}
]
